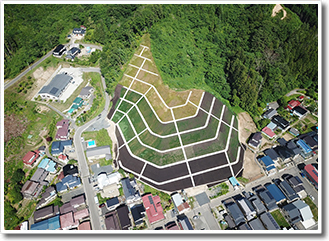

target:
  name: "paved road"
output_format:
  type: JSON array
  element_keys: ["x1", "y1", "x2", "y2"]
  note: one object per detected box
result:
[
  {"x1": 4, "y1": 50, "x2": 54, "y2": 90},
  {"x1": 73, "y1": 76, "x2": 110, "y2": 230},
  {"x1": 285, "y1": 88, "x2": 305, "y2": 97}
]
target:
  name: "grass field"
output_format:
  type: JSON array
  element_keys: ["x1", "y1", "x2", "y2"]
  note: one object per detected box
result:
[
  {"x1": 271, "y1": 210, "x2": 290, "y2": 228},
  {"x1": 304, "y1": 197, "x2": 318, "y2": 221},
  {"x1": 137, "y1": 98, "x2": 176, "y2": 136},
  {"x1": 118, "y1": 99, "x2": 133, "y2": 113},
  {"x1": 127, "y1": 107, "x2": 147, "y2": 134},
  {"x1": 233, "y1": 115, "x2": 239, "y2": 130},
  {"x1": 173, "y1": 102, "x2": 198, "y2": 120},
  {"x1": 226, "y1": 129, "x2": 239, "y2": 163},
  {"x1": 118, "y1": 116, "x2": 136, "y2": 142},
  {"x1": 111, "y1": 111, "x2": 124, "y2": 123},
  {"x1": 139, "y1": 130, "x2": 181, "y2": 151},
  {"x1": 184, "y1": 123, "x2": 230, "y2": 159},
  {"x1": 128, "y1": 137, "x2": 185, "y2": 165},
  {"x1": 180, "y1": 116, "x2": 219, "y2": 145},
  {"x1": 82, "y1": 128, "x2": 112, "y2": 150},
  {"x1": 124, "y1": 89, "x2": 143, "y2": 103},
  {"x1": 125, "y1": 65, "x2": 139, "y2": 77},
  {"x1": 130, "y1": 55, "x2": 144, "y2": 67},
  {"x1": 176, "y1": 109, "x2": 208, "y2": 132},
  {"x1": 120, "y1": 75, "x2": 133, "y2": 87},
  {"x1": 130, "y1": 79, "x2": 151, "y2": 94}
]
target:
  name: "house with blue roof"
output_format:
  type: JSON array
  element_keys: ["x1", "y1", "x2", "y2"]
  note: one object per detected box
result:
[
  {"x1": 30, "y1": 215, "x2": 60, "y2": 230},
  {"x1": 51, "y1": 140, "x2": 72, "y2": 156},
  {"x1": 56, "y1": 182, "x2": 67, "y2": 193},
  {"x1": 38, "y1": 158, "x2": 57, "y2": 173},
  {"x1": 265, "y1": 183, "x2": 286, "y2": 203},
  {"x1": 296, "y1": 139, "x2": 312, "y2": 158},
  {"x1": 56, "y1": 175, "x2": 81, "y2": 193},
  {"x1": 258, "y1": 156, "x2": 276, "y2": 175},
  {"x1": 30, "y1": 219, "x2": 49, "y2": 230}
]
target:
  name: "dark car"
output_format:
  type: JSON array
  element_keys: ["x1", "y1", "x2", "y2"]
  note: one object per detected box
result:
[{"x1": 99, "y1": 203, "x2": 105, "y2": 208}]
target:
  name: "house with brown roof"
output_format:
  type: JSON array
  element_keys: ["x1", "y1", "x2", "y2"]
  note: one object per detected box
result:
[
  {"x1": 21, "y1": 180, "x2": 40, "y2": 199},
  {"x1": 74, "y1": 208, "x2": 89, "y2": 221},
  {"x1": 34, "y1": 205, "x2": 59, "y2": 222},
  {"x1": 78, "y1": 221, "x2": 91, "y2": 230},
  {"x1": 171, "y1": 192, "x2": 190, "y2": 214},
  {"x1": 60, "y1": 212, "x2": 79, "y2": 230},
  {"x1": 105, "y1": 211, "x2": 120, "y2": 230},
  {"x1": 22, "y1": 150, "x2": 41, "y2": 166},
  {"x1": 55, "y1": 119, "x2": 70, "y2": 141}
]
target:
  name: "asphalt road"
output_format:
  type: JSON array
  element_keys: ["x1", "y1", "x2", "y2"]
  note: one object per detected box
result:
[{"x1": 73, "y1": 76, "x2": 110, "y2": 230}]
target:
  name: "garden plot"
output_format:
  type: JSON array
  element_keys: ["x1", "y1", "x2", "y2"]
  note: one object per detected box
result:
[
  {"x1": 120, "y1": 75, "x2": 133, "y2": 88},
  {"x1": 139, "y1": 130, "x2": 181, "y2": 151},
  {"x1": 118, "y1": 116, "x2": 136, "y2": 142},
  {"x1": 211, "y1": 98, "x2": 224, "y2": 119},
  {"x1": 176, "y1": 108, "x2": 208, "y2": 132},
  {"x1": 124, "y1": 89, "x2": 142, "y2": 103},
  {"x1": 111, "y1": 111, "x2": 124, "y2": 123},
  {"x1": 127, "y1": 107, "x2": 147, "y2": 134},
  {"x1": 130, "y1": 55, "x2": 144, "y2": 67}
]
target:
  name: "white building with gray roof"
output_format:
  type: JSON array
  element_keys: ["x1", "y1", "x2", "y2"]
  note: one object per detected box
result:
[
  {"x1": 38, "y1": 74, "x2": 73, "y2": 101},
  {"x1": 86, "y1": 145, "x2": 111, "y2": 161}
]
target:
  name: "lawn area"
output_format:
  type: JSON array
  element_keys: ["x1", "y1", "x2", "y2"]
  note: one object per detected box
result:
[
  {"x1": 82, "y1": 128, "x2": 113, "y2": 150},
  {"x1": 16, "y1": 199, "x2": 37, "y2": 221},
  {"x1": 304, "y1": 197, "x2": 318, "y2": 221},
  {"x1": 184, "y1": 122, "x2": 230, "y2": 159},
  {"x1": 227, "y1": 129, "x2": 239, "y2": 163},
  {"x1": 139, "y1": 130, "x2": 181, "y2": 150},
  {"x1": 130, "y1": 55, "x2": 144, "y2": 67},
  {"x1": 118, "y1": 116, "x2": 136, "y2": 142},
  {"x1": 120, "y1": 76, "x2": 132, "y2": 89},
  {"x1": 180, "y1": 116, "x2": 219, "y2": 145},
  {"x1": 128, "y1": 137, "x2": 185, "y2": 165},
  {"x1": 111, "y1": 111, "x2": 124, "y2": 123},
  {"x1": 127, "y1": 107, "x2": 147, "y2": 134},
  {"x1": 137, "y1": 98, "x2": 176, "y2": 136},
  {"x1": 271, "y1": 210, "x2": 290, "y2": 228},
  {"x1": 118, "y1": 99, "x2": 133, "y2": 113},
  {"x1": 49, "y1": 77, "x2": 88, "y2": 112}
]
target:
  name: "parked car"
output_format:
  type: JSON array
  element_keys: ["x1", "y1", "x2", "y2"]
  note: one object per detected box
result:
[{"x1": 99, "y1": 203, "x2": 105, "y2": 208}]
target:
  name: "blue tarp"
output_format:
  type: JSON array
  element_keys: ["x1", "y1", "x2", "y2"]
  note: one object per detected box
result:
[
  {"x1": 229, "y1": 176, "x2": 239, "y2": 186},
  {"x1": 265, "y1": 184, "x2": 286, "y2": 202},
  {"x1": 259, "y1": 156, "x2": 275, "y2": 167}
]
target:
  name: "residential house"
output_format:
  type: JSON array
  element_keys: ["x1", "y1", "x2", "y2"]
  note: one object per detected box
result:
[
  {"x1": 38, "y1": 74, "x2": 73, "y2": 101},
  {"x1": 34, "y1": 205, "x2": 59, "y2": 222},
  {"x1": 285, "y1": 176, "x2": 307, "y2": 198},
  {"x1": 282, "y1": 203, "x2": 302, "y2": 224},
  {"x1": 86, "y1": 146, "x2": 112, "y2": 161},
  {"x1": 78, "y1": 221, "x2": 91, "y2": 230},
  {"x1": 52, "y1": 44, "x2": 66, "y2": 57},
  {"x1": 272, "y1": 115, "x2": 290, "y2": 130},
  {"x1": 171, "y1": 192, "x2": 190, "y2": 214},
  {"x1": 106, "y1": 197, "x2": 120, "y2": 210},
  {"x1": 60, "y1": 212, "x2": 79, "y2": 230},
  {"x1": 55, "y1": 119, "x2": 70, "y2": 141},
  {"x1": 277, "y1": 137, "x2": 287, "y2": 146},
  {"x1": 258, "y1": 156, "x2": 276, "y2": 175},
  {"x1": 263, "y1": 108, "x2": 277, "y2": 119},
  {"x1": 101, "y1": 183, "x2": 120, "y2": 199},
  {"x1": 30, "y1": 215, "x2": 61, "y2": 230},
  {"x1": 289, "y1": 128, "x2": 300, "y2": 136},
  {"x1": 105, "y1": 211, "x2": 120, "y2": 230},
  {"x1": 51, "y1": 140, "x2": 72, "y2": 156},
  {"x1": 165, "y1": 222, "x2": 179, "y2": 230},
  {"x1": 296, "y1": 139, "x2": 313, "y2": 159},
  {"x1": 130, "y1": 204, "x2": 145, "y2": 225},
  {"x1": 265, "y1": 183, "x2": 286, "y2": 204},
  {"x1": 235, "y1": 195, "x2": 256, "y2": 221},
  {"x1": 224, "y1": 214, "x2": 235, "y2": 229},
  {"x1": 142, "y1": 194, "x2": 165, "y2": 224},
  {"x1": 116, "y1": 205, "x2": 132, "y2": 230},
  {"x1": 97, "y1": 172, "x2": 121, "y2": 190},
  {"x1": 65, "y1": 47, "x2": 81, "y2": 60},
  {"x1": 79, "y1": 86, "x2": 94, "y2": 99},
  {"x1": 248, "y1": 218, "x2": 266, "y2": 230},
  {"x1": 21, "y1": 180, "x2": 41, "y2": 199},
  {"x1": 292, "y1": 106, "x2": 308, "y2": 119},
  {"x1": 70, "y1": 194, "x2": 86, "y2": 208},
  {"x1": 22, "y1": 150, "x2": 41, "y2": 166},
  {"x1": 72, "y1": 28, "x2": 86, "y2": 36},
  {"x1": 58, "y1": 154, "x2": 68, "y2": 163},
  {"x1": 293, "y1": 199, "x2": 315, "y2": 229},
  {"x1": 223, "y1": 199, "x2": 245, "y2": 226},
  {"x1": 31, "y1": 168, "x2": 49, "y2": 186},
  {"x1": 286, "y1": 100, "x2": 301, "y2": 111},
  {"x1": 303, "y1": 164, "x2": 318, "y2": 189},
  {"x1": 286, "y1": 140, "x2": 302, "y2": 157},
  {"x1": 37, "y1": 186, "x2": 57, "y2": 209},
  {"x1": 266, "y1": 122, "x2": 277, "y2": 131},
  {"x1": 273, "y1": 179, "x2": 299, "y2": 202},
  {"x1": 74, "y1": 208, "x2": 89, "y2": 221},
  {"x1": 63, "y1": 164, "x2": 78, "y2": 177},
  {"x1": 177, "y1": 215, "x2": 193, "y2": 230},
  {"x1": 262, "y1": 127, "x2": 276, "y2": 139},
  {"x1": 254, "y1": 186, "x2": 278, "y2": 211},
  {"x1": 56, "y1": 175, "x2": 81, "y2": 193},
  {"x1": 238, "y1": 223, "x2": 252, "y2": 230},
  {"x1": 38, "y1": 158, "x2": 57, "y2": 173},
  {"x1": 248, "y1": 194, "x2": 267, "y2": 215},
  {"x1": 298, "y1": 95, "x2": 305, "y2": 101},
  {"x1": 247, "y1": 132, "x2": 262, "y2": 149},
  {"x1": 274, "y1": 146, "x2": 294, "y2": 162},
  {"x1": 300, "y1": 135, "x2": 317, "y2": 149},
  {"x1": 263, "y1": 149, "x2": 280, "y2": 162},
  {"x1": 259, "y1": 212, "x2": 280, "y2": 230},
  {"x1": 121, "y1": 178, "x2": 141, "y2": 204}
]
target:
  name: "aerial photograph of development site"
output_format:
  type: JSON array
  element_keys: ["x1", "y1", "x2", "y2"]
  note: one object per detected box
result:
[{"x1": 1, "y1": 1, "x2": 321, "y2": 234}]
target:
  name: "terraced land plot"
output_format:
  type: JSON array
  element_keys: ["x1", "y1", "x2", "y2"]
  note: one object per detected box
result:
[
  {"x1": 127, "y1": 107, "x2": 147, "y2": 134},
  {"x1": 139, "y1": 130, "x2": 181, "y2": 151},
  {"x1": 227, "y1": 129, "x2": 240, "y2": 163}
]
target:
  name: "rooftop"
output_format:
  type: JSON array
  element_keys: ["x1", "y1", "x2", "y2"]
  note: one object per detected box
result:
[
  {"x1": 39, "y1": 74, "x2": 73, "y2": 97},
  {"x1": 265, "y1": 184, "x2": 286, "y2": 203},
  {"x1": 142, "y1": 194, "x2": 165, "y2": 224}
]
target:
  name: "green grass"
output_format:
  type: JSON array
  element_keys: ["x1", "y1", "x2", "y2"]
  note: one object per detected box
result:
[
  {"x1": 227, "y1": 129, "x2": 239, "y2": 163},
  {"x1": 118, "y1": 99, "x2": 133, "y2": 113},
  {"x1": 176, "y1": 109, "x2": 208, "y2": 132},
  {"x1": 82, "y1": 128, "x2": 113, "y2": 149},
  {"x1": 209, "y1": 183, "x2": 229, "y2": 199},
  {"x1": 118, "y1": 116, "x2": 136, "y2": 142},
  {"x1": 97, "y1": 192, "x2": 108, "y2": 205},
  {"x1": 139, "y1": 130, "x2": 181, "y2": 150},
  {"x1": 304, "y1": 197, "x2": 318, "y2": 221},
  {"x1": 111, "y1": 111, "x2": 124, "y2": 123},
  {"x1": 137, "y1": 98, "x2": 176, "y2": 136},
  {"x1": 184, "y1": 123, "x2": 230, "y2": 159},
  {"x1": 180, "y1": 116, "x2": 219, "y2": 145},
  {"x1": 120, "y1": 87, "x2": 127, "y2": 98},
  {"x1": 236, "y1": 177, "x2": 249, "y2": 184},
  {"x1": 127, "y1": 107, "x2": 147, "y2": 134},
  {"x1": 125, "y1": 90, "x2": 142, "y2": 103},
  {"x1": 128, "y1": 137, "x2": 185, "y2": 165},
  {"x1": 99, "y1": 158, "x2": 113, "y2": 166},
  {"x1": 271, "y1": 210, "x2": 290, "y2": 228}
]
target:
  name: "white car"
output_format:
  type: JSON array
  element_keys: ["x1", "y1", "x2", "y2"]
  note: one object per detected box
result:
[{"x1": 309, "y1": 195, "x2": 315, "y2": 201}]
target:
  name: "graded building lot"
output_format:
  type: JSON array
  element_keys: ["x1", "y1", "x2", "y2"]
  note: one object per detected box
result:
[
  {"x1": 107, "y1": 41, "x2": 244, "y2": 191},
  {"x1": 120, "y1": 75, "x2": 133, "y2": 87}
]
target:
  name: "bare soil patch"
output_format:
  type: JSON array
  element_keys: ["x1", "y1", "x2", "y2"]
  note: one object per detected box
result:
[
  {"x1": 28, "y1": 66, "x2": 56, "y2": 100},
  {"x1": 241, "y1": 148, "x2": 263, "y2": 180},
  {"x1": 272, "y1": 4, "x2": 287, "y2": 20},
  {"x1": 36, "y1": 105, "x2": 50, "y2": 114},
  {"x1": 4, "y1": 114, "x2": 29, "y2": 142},
  {"x1": 237, "y1": 112, "x2": 257, "y2": 144}
]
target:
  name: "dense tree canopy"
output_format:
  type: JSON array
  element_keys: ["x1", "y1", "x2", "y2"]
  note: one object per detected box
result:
[{"x1": 5, "y1": 4, "x2": 318, "y2": 116}]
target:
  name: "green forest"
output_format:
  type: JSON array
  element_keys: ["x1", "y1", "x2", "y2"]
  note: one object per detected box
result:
[{"x1": 4, "y1": 4, "x2": 318, "y2": 230}]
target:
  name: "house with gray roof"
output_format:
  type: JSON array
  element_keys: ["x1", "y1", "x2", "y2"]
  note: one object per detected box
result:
[
  {"x1": 260, "y1": 212, "x2": 280, "y2": 230},
  {"x1": 235, "y1": 195, "x2": 256, "y2": 221},
  {"x1": 223, "y1": 199, "x2": 245, "y2": 226},
  {"x1": 120, "y1": 178, "x2": 140, "y2": 204},
  {"x1": 248, "y1": 194, "x2": 267, "y2": 215},
  {"x1": 79, "y1": 86, "x2": 94, "y2": 99},
  {"x1": 86, "y1": 146, "x2": 111, "y2": 161},
  {"x1": 282, "y1": 203, "x2": 302, "y2": 224},
  {"x1": 255, "y1": 186, "x2": 278, "y2": 211},
  {"x1": 238, "y1": 222, "x2": 251, "y2": 230},
  {"x1": 274, "y1": 179, "x2": 299, "y2": 202},
  {"x1": 263, "y1": 108, "x2": 277, "y2": 119},
  {"x1": 264, "y1": 148, "x2": 280, "y2": 162},
  {"x1": 248, "y1": 218, "x2": 266, "y2": 230},
  {"x1": 38, "y1": 74, "x2": 73, "y2": 101}
]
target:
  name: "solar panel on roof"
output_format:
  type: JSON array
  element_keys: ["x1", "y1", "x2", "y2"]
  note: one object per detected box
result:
[
  {"x1": 50, "y1": 87, "x2": 59, "y2": 95},
  {"x1": 148, "y1": 196, "x2": 157, "y2": 213}
]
